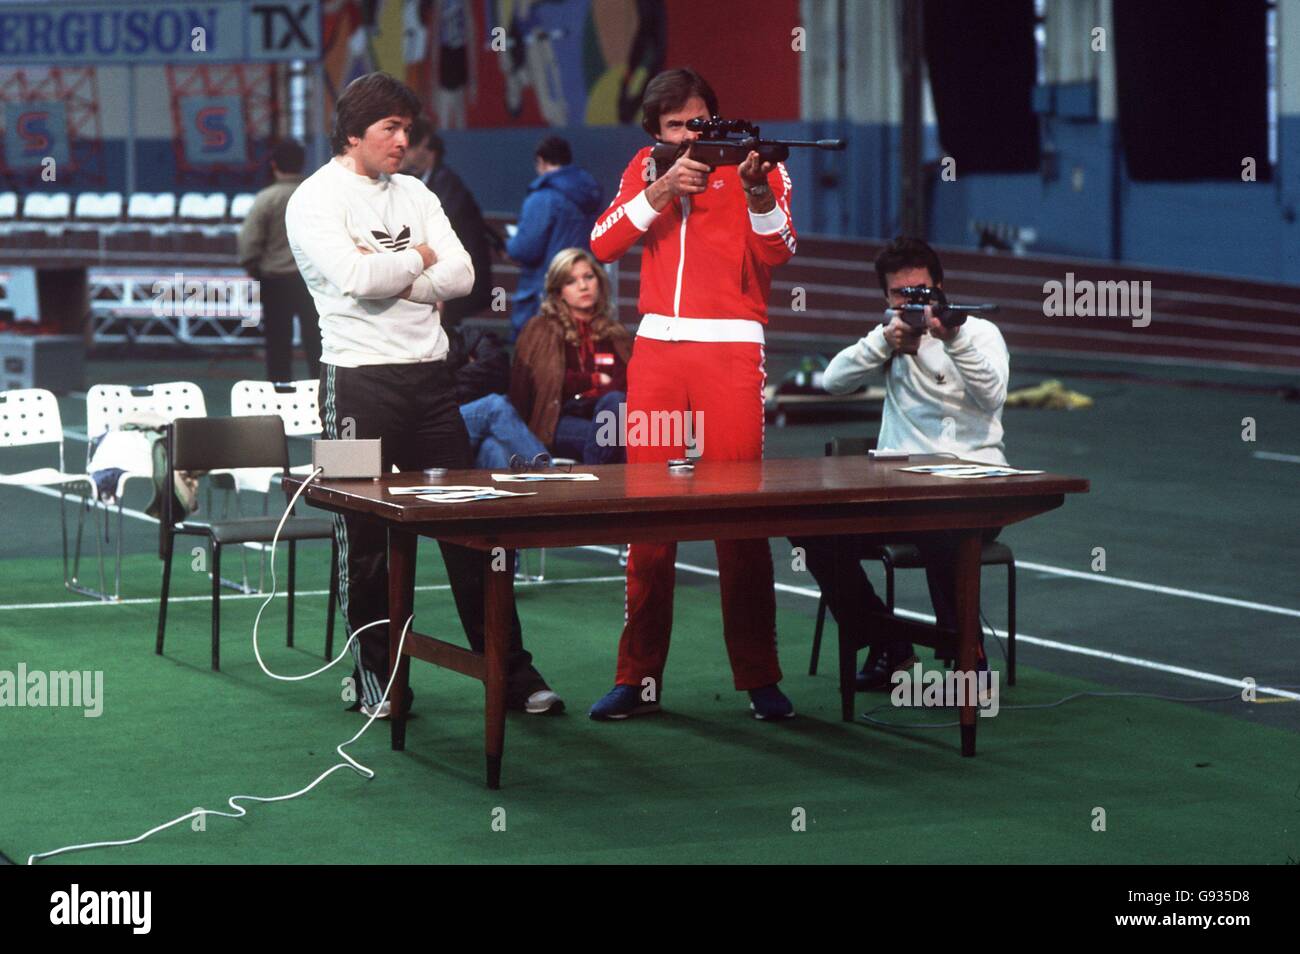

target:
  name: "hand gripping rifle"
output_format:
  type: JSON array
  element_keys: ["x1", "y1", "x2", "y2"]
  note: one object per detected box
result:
[{"x1": 650, "y1": 116, "x2": 846, "y2": 179}]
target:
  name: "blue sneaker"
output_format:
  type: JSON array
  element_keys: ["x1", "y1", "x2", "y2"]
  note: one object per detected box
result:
[
  {"x1": 748, "y1": 684, "x2": 795, "y2": 720},
  {"x1": 588, "y1": 684, "x2": 661, "y2": 720}
]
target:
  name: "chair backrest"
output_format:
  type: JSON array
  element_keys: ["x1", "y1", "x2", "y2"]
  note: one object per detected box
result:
[
  {"x1": 229, "y1": 193, "x2": 256, "y2": 220},
  {"x1": 126, "y1": 193, "x2": 176, "y2": 221},
  {"x1": 172, "y1": 415, "x2": 288, "y2": 473},
  {"x1": 825, "y1": 436, "x2": 878, "y2": 457},
  {"x1": 86, "y1": 381, "x2": 207, "y2": 438},
  {"x1": 74, "y1": 192, "x2": 124, "y2": 220},
  {"x1": 0, "y1": 192, "x2": 18, "y2": 219},
  {"x1": 230, "y1": 380, "x2": 322, "y2": 436},
  {"x1": 0, "y1": 388, "x2": 64, "y2": 449},
  {"x1": 23, "y1": 193, "x2": 71, "y2": 220},
  {"x1": 150, "y1": 381, "x2": 207, "y2": 420},
  {"x1": 178, "y1": 192, "x2": 228, "y2": 220}
]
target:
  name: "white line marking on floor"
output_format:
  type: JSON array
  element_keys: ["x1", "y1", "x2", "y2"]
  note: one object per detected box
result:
[
  {"x1": 775, "y1": 581, "x2": 1299, "y2": 702},
  {"x1": 1254, "y1": 451, "x2": 1300, "y2": 465},
  {"x1": 580, "y1": 546, "x2": 1300, "y2": 702},
  {"x1": 18, "y1": 482, "x2": 157, "y2": 524},
  {"x1": 578, "y1": 546, "x2": 1300, "y2": 620},
  {"x1": 5, "y1": 539, "x2": 1295, "y2": 701},
  {"x1": 0, "y1": 574, "x2": 628, "y2": 612},
  {"x1": 1014, "y1": 560, "x2": 1300, "y2": 619}
]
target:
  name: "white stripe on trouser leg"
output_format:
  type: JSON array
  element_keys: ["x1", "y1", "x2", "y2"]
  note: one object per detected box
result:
[{"x1": 325, "y1": 365, "x2": 382, "y2": 707}]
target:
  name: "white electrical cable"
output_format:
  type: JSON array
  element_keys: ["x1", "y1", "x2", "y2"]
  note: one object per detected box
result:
[
  {"x1": 250, "y1": 468, "x2": 358, "y2": 683},
  {"x1": 28, "y1": 467, "x2": 410, "y2": 864}
]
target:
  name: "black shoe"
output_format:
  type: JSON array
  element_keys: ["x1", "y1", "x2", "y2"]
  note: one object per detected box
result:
[{"x1": 855, "y1": 646, "x2": 919, "y2": 692}]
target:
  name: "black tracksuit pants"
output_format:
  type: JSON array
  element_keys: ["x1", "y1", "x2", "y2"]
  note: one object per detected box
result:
[{"x1": 319, "y1": 359, "x2": 547, "y2": 708}]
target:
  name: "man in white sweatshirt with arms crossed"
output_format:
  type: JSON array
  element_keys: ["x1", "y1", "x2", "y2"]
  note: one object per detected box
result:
[
  {"x1": 790, "y1": 236, "x2": 1010, "y2": 692},
  {"x1": 287, "y1": 72, "x2": 561, "y2": 718}
]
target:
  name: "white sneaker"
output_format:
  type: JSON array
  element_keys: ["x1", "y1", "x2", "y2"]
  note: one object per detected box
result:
[
  {"x1": 525, "y1": 689, "x2": 565, "y2": 715},
  {"x1": 360, "y1": 699, "x2": 391, "y2": 719}
]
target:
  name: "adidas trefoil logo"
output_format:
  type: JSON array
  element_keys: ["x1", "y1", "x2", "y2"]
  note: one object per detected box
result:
[{"x1": 370, "y1": 226, "x2": 411, "y2": 252}]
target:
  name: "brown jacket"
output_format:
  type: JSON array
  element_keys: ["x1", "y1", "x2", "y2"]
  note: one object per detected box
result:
[{"x1": 509, "y1": 314, "x2": 635, "y2": 447}]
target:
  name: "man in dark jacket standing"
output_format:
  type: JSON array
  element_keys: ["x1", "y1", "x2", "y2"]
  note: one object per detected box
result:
[
  {"x1": 238, "y1": 140, "x2": 321, "y2": 381},
  {"x1": 506, "y1": 136, "x2": 603, "y2": 340},
  {"x1": 401, "y1": 119, "x2": 498, "y2": 328}
]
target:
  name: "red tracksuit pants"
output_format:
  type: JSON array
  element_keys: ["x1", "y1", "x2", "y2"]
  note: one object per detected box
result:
[{"x1": 614, "y1": 337, "x2": 782, "y2": 691}]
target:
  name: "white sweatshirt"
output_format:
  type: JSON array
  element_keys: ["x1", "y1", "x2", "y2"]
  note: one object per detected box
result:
[
  {"x1": 285, "y1": 157, "x2": 474, "y2": 367},
  {"x1": 823, "y1": 316, "x2": 1009, "y2": 465}
]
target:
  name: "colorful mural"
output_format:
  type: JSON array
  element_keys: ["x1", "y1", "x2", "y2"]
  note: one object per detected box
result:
[{"x1": 320, "y1": 0, "x2": 800, "y2": 129}]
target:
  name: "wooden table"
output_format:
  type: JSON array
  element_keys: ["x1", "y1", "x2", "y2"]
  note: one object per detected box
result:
[{"x1": 287, "y1": 457, "x2": 1088, "y2": 788}]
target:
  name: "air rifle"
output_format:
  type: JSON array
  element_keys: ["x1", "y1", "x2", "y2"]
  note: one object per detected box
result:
[{"x1": 650, "y1": 116, "x2": 845, "y2": 179}]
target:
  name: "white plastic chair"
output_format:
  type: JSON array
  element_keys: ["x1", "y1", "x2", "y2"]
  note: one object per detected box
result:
[
  {"x1": 229, "y1": 193, "x2": 256, "y2": 220},
  {"x1": 82, "y1": 381, "x2": 208, "y2": 599},
  {"x1": 179, "y1": 192, "x2": 228, "y2": 221},
  {"x1": 23, "y1": 193, "x2": 71, "y2": 220},
  {"x1": 0, "y1": 388, "x2": 101, "y2": 597},
  {"x1": 228, "y1": 379, "x2": 321, "y2": 494},
  {"x1": 126, "y1": 193, "x2": 176, "y2": 222},
  {"x1": 74, "y1": 192, "x2": 123, "y2": 221}
]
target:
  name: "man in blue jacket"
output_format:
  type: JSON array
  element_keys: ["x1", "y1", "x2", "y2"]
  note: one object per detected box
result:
[{"x1": 506, "y1": 136, "x2": 603, "y2": 339}]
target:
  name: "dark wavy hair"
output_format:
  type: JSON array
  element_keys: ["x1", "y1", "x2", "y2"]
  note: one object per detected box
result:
[
  {"x1": 640, "y1": 68, "x2": 718, "y2": 138},
  {"x1": 330, "y1": 72, "x2": 421, "y2": 155},
  {"x1": 538, "y1": 249, "x2": 620, "y2": 345},
  {"x1": 873, "y1": 236, "x2": 944, "y2": 295}
]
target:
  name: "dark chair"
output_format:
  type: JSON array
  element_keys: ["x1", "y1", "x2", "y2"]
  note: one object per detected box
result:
[
  {"x1": 155, "y1": 415, "x2": 338, "y2": 671},
  {"x1": 808, "y1": 436, "x2": 1018, "y2": 684}
]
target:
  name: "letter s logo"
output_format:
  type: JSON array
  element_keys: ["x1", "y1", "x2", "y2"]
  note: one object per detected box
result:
[
  {"x1": 18, "y1": 112, "x2": 51, "y2": 154},
  {"x1": 195, "y1": 107, "x2": 230, "y2": 152}
]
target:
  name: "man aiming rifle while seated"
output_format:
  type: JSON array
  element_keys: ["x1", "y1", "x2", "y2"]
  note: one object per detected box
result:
[{"x1": 790, "y1": 237, "x2": 1011, "y2": 690}]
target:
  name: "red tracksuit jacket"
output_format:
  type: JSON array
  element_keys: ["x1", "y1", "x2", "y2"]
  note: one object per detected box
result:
[{"x1": 589, "y1": 145, "x2": 796, "y2": 321}]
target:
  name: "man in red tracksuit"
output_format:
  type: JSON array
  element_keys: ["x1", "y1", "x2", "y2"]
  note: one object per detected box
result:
[{"x1": 587, "y1": 68, "x2": 797, "y2": 721}]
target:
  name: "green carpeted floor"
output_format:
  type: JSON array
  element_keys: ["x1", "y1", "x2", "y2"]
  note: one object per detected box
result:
[
  {"x1": 3, "y1": 351, "x2": 1299, "y2": 864},
  {"x1": 3, "y1": 548, "x2": 1297, "y2": 865}
]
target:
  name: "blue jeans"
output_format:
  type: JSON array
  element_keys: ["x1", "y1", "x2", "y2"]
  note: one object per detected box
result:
[
  {"x1": 459, "y1": 393, "x2": 549, "y2": 470},
  {"x1": 552, "y1": 390, "x2": 626, "y2": 465}
]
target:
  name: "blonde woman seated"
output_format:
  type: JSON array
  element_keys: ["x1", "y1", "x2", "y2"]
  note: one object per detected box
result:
[{"x1": 509, "y1": 248, "x2": 633, "y2": 464}]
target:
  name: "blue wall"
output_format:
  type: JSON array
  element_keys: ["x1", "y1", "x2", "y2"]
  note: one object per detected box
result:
[{"x1": 927, "y1": 109, "x2": 1300, "y2": 284}]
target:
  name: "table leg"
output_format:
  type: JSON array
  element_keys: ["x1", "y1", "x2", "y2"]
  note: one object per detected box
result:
[
  {"x1": 954, "y1": 530, "x2": 982, "y2": 757},
  {"x1": 832, "y1": 534, "x2": 856, "y2": 722},
  {"x1": 388, "y1": 528, "x2": 416, "y2": 752},
  {"x1": 483, "y1": 548, "x2": 511, "y2": 789}
]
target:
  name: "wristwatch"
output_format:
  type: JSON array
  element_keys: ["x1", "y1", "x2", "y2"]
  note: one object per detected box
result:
[{"x1": 744, "y1": 182, "x2": 771, "y2": 197}]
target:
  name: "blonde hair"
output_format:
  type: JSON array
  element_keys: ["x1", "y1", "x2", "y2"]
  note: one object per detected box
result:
[{"x1": 537, "y1": 248, "x2": 619, "y2": 346}]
